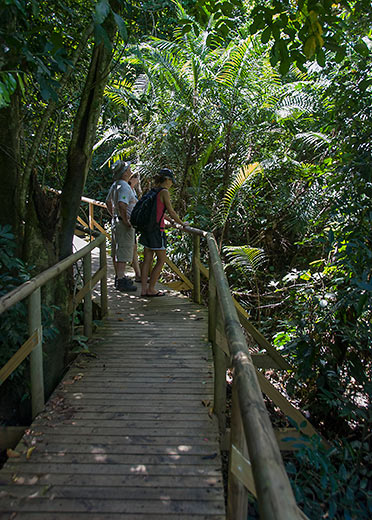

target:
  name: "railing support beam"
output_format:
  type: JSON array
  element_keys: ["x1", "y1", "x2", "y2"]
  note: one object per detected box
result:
[
  {"x1": 227, "y1": 382, "x2": 249, "y2": 519},
  {"x1": 28, "y1": 288, "x2": 44, "y2": 418},
  {"x1": 83, "y1": 252, "x2": 93, "y2": 337},
  {"x1": 100, "y1": 240, "x2": 108, "y2": 317}
]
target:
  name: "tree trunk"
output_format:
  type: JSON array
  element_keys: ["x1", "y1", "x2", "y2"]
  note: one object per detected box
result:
[
  {"x1": 0, "y1": 90, "x2": 21, "y2": 238},
  {"x1": 59, "y1": 18, "x2": 117, "y2": 259}
]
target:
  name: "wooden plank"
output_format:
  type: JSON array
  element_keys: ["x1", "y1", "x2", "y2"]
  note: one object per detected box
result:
[
  {"x1": 8, "y1": 453, "x2": 220, "y2": 466},
  {"x1": 92, "y1": 218, "x2": 110, "y2": 239},
  {"x1": 255, "y1": 369, "x2": 319, "y2": 438},
  {"x1": 0, "y1": 498, "x2": 225, "y2": 515},
  {"x1": 0, "y1": 485, "x2": 224, "y2": 500},
  {"x1": 165, "y1": 281, "x2": 191, "y2": 291},
  {"x1": 275, "y1": 428, "x2": 311, "y2": 451},
  {"x1": 3, "y1": 462, "x2": 222, "y2": 476},
  {"x1": 0, "y1": 472, "x2": 223, "y2": 488},
  {"x1": 251, "y1": 353, "x2": 283, "y2": 369},
  {"x1": 0, "y1": 328, "x2": 40, "y2": 385},
  {"x1": 230, "y1": 444, "x2": 256, "y2": 496},
  {"x1": 0, "y1": 513, "x2": 225, "y2": 520},
  {"x1": 77, "y1": 215, "x2": 88, "y2": 228},
  {"x1": 19, "y1": 443, "x2": 220, "y2": 455},
  {"x1": 30, "y1": 420, "x2": 216, "y2": 430},
  {"x1": 164, "y1": 257, "x2": 193, "y2": 290},
  {"x1": 22, "y1": 435, "x2": 220, "y2": 447},
  {"x1": 195, "y1": 256, "x2": 209, "y2": 279}
]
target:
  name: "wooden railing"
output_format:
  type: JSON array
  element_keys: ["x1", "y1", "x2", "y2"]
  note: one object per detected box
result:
[
  {"x1": 47, "y1": 187, "x2": 110, "y2": 239},
  {"x1": 166, "y1": 225, "x2": 314, "y2": 520},
  {"x1": 0, "y1": 234, "x2": 107, "y2": 421},
  {"x1": 1, "y1": 191, "x2": 319, "y2": 518},
  {"x1": 62, "y1": 193, "x2": 316, "y2": 518}
]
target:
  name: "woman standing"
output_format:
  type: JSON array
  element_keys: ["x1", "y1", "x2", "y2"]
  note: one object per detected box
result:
[{"x1": 139, "y1": 168, "x2": 188, "y2": 297}]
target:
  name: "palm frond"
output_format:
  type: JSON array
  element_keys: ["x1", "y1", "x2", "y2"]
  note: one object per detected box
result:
[
  {"x1": 292, "y1": 131, "x2": 332, "y2": 153},
  {"x1": 275, "y1": 93, "x2": 315, "y2": 120},
  {"x1": 216, "y1": 163, "x2": 261, "y2": 227},
  {"x1": 223, "y1": 245, "x2": 267, "y2": 274}
]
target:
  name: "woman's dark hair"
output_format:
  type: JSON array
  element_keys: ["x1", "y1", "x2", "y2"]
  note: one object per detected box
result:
[
  {"x1": 154, "y1": 173, "x2": 167, "y2": 184},
  {"x1": 154, "y1": 168, "x2": 175, "y2": 185}
]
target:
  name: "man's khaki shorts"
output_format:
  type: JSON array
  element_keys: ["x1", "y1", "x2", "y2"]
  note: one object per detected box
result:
[{"x1": 111, "y1": 220, "x2": 135, "y2": 263}]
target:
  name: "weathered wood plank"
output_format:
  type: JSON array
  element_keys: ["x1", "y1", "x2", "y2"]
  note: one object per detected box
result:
[
  {"x1": 0, "y1": 473, "x2": 223, "y2": 489},
  {"x1": 0, "y1": 485, "x2": 224, "y2": 500},
  {"x1": 0, "y1": 497, "x2": 226, "y2": 514},
  {"x1": 7, "y1": 453, "x2": 221, "y2": 466},
  {"x1": 15, "y1": 442, "x2": 220, "y2": 455},
  {"x1": 3, "y1": 462, "x2": 222, "y2": 476},
  {"x1": 0, "y1": 514, "x2": 225, "y2": 520}
]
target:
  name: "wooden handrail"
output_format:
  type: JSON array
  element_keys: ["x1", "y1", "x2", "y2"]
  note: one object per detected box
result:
[
  {"x1": 207, "y1": 232, "x2": 300, "y2": 519},
  {"x1": 0, "y1": 233, "x2": 107, "y2": 420},
  {"x1": 164, "y1": 221, "x2": 309, "y2": 519},
  {"x1": 0, "y1": 235, "x2": 105, "y2": 315}
]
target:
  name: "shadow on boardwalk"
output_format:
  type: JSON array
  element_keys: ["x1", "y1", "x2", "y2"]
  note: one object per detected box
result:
[{"x1": 0, "y1": 259, "x2": 225, "y2": 519}]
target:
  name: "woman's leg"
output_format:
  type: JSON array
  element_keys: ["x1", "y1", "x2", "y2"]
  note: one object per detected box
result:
[
  {"x1": 132, "y1": 243, "x2": 141, "y2": 280},
  {"x1": 147, "y1": 249, "x2": 166, "y2": 295},
  {"x1": 141, "y1": 247, "x2": 154, "y2": 295}
]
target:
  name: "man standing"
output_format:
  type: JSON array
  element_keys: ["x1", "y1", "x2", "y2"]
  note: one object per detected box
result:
[{"x1": 106, "y1": 160, "x2": 137, "y2": 292}]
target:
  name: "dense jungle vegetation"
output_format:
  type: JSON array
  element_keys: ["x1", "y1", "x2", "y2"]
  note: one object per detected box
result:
[{"x1": 0, "y1": 0, "x2": 371, "y2": 518}]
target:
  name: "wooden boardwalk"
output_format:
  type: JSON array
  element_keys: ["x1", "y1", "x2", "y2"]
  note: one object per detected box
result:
[{"x1": 0, "y1": 270, "x2": 225, "y2": 518}]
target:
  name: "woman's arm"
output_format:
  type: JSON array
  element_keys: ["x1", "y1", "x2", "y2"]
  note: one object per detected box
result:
[{"x1": 160, "y1": 189, "x2": 186, "y2": 226}]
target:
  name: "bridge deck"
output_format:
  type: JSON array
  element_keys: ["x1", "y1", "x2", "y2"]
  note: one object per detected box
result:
[{"x1": 0, "y1": 269, "x2": 225, "y2": 518}]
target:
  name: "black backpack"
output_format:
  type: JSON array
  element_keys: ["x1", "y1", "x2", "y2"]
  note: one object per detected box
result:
[{"x1": 130, "y1": 188, "x2": 165, "y2": 233}]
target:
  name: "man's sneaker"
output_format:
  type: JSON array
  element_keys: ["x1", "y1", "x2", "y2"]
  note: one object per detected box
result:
[
  {"x1": 114, "y1": 275, "x2": 118, "y2": 288},
  {"x1": 117, "y1": 277, "x2": 137, "y2": 292}
]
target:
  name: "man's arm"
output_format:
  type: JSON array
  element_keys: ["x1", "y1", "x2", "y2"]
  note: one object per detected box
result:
[{"x1": 119, "y1": 201, "x2": 131, "y2": 226}]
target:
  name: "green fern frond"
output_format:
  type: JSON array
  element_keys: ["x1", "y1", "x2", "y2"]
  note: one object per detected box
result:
[
  {"x1": 217, "y1": 163, "x2": 261, "y2": 227},
  {"x1": 223, "y1": 245, "x2": 267, "y2": 274},
  {"x1": 293, "y1": 132, "x2": 332, "y2": 153}
]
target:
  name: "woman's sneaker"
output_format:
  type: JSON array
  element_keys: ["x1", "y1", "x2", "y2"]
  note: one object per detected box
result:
[{"x1": 117, "y1": 277, "x2": 137, "y2": 292}]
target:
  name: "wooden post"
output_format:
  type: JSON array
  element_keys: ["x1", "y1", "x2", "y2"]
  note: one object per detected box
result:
[
  {"x1": 83, "y1": 251, "x2": 92, "y2": 337},
  {"x1": 28, "y1": 288, "x2": 44, "y2": 418},
  {"x1": 100, "y1": 239, "x2": 108, "y2": 317},
  {"x1": 88, "y1": 202, "x2": 94, "y2": 238},
  {"x1": 227, "y1": 382, "x2": 249, "y2": 520},
  {"x1": 192, "y1": 234, "x2": 201, "y2": 304}
]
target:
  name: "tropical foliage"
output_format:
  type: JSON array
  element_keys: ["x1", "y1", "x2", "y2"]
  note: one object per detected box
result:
[{"x1": 0, "y1": 0, "x2": 371, "y2": 517}]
